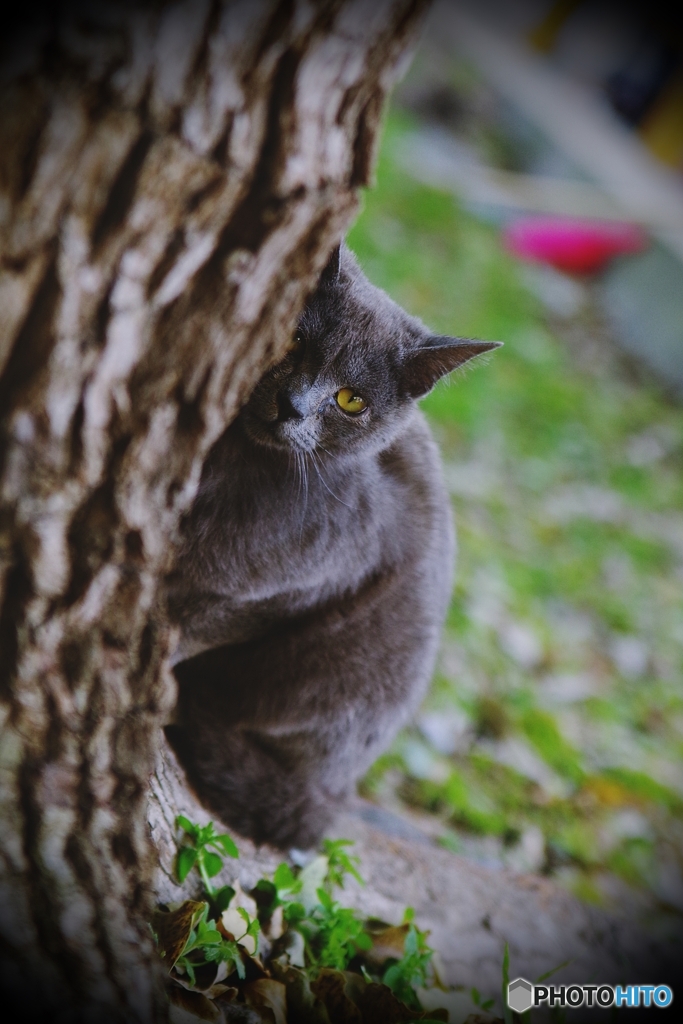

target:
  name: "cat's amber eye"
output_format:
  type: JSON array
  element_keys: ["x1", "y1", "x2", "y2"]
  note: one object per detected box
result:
[
  {"x1": 336, "y1": 388, "x2": 367, "y2": 414},
  {"x1": 290, "y1": 329, "x2": 304, "y2": 353}
]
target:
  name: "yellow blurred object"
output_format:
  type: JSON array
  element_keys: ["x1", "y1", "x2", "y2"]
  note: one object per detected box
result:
[
  {"x1": 639, "y1": 67, "x2": 683, "y2": 168},
  {"x1": 581, "y1": 777, "x2": 631, "y2": 807},
  {"x1": 528, "y1": 0, "x2": 583, "y2": 54}
]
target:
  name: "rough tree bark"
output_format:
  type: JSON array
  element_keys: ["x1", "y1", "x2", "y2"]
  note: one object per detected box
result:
[{"x1": 0, "y1": 2, "x2": 429, "y2": 1020}]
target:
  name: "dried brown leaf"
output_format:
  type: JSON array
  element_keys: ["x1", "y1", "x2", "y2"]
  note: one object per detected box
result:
[
  {"x1": 270, "y1": 927, "x2": 306, "y2": 968},
  {"x1": 311, "y1": 969, "x2": 363, "y2": 1024},
  {"x1": 169, "y1": 983, "x2": 222, "y2": 1022},
  {"x1": 244, "y1": 978, "x2": 288, "y2": 1024},
  {"x1": 153, "y1": 901, "x2": 206, "y2": 967},
  {"x1": 239, "y1": 948, "x2": 269, "y2": 982},
  {"x1": 357, "y1": 982, "x2": 448, "y2": 1023},
  {"x1": 206, "y1": 982, "x2": 238, "y2": 1001},
  {"x1": 270, "y1": 963, "x2": 331, "y2": 1024},
  {"x1": 364, "y1": 919, "x2": 393, "y2": 932},
  {"x1": 364, "y1": 923, "x2": 410, "y2": 967}
]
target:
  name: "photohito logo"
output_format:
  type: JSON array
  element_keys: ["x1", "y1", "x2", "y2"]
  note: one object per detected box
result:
[{"x1": 508, "y1": 979, "x2": 673, "y2": 1013}]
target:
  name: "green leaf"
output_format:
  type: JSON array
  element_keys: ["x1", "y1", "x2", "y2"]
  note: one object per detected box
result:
[
  {"x1": 322, "y1": 838, "x2": 364, "y2": 887},
  {"x1": 237, "y1": 913, "x2": 259, "y2": 937},
  {"x1": 255, "y1": 878, "x2": 277, "y2": 896},
  {"x1": 316, "y1": 888, "x2": 334, "y2": 911},
  {"x1": 404, "y1": 925, "x2": 419, "y2": 955},
  {"x1": 176, "y1": 815, "x2": 198, "y2": 839},
  {"x1": 236, "y1": 906, "x2": 260, "y2": 939},
  {"x1": 176, "y1": 955, "x2": 196, "y2": 985},
  {"x1": 382, "y1": 962, "x2": 403, "y2": 989},
  {"x1": 196, "y1": 917, "x2": 222, "y2": 944},
  {"x1": 502, "y1": 941, "x2": 513, "y2": 1024},
  {"x1": 273, "y1": 863, "x2": 298, "y2": 893},
  {"x1": 324, "y1": 838, "x2": 354, "y2": 851},
  {"x1": 235, "y1": 958, "x2": 246, "y2": 980},
  {"x1": 210, "y1": 834, "x2": 239, "y2": 859},
  {"x1": 196, "y1": 903, "x2": 209, "y2": 926},
  {"x1": 202, "y1": 851, "x2": 223, "y2": 878},
  {"x1": 213, "y1": 886, "x2": 235, "y2": 914},
  {"x1": 283, "y1": 901, "x2": 306, "y2": 924},
  {"x1": 536, "y1": 958, "x2": 573, "y2": 982},
  {"x1": 176, "y1": 846, "x2": 197, "y2": 883},
  {"x1": 196, "y1": 823, "x2": 219, "y2": 851}
]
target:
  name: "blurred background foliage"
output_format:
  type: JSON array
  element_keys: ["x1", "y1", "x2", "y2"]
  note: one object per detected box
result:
[{"x1": 349, "y1": 107, "x2": 683, "y2": 937}]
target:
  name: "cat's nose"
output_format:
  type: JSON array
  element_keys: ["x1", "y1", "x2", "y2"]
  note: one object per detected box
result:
[{"x1": 276, "y1": 391, "x2": 305, "y2": 421}]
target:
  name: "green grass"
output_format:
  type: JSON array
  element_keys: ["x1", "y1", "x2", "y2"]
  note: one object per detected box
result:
[{"x1": 352, "y1": 112, "x2": 683, "y2": 917}]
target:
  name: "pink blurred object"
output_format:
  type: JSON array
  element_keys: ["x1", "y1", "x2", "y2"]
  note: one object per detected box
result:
[{"x1": 502, "y1": 216, "x2": 648, "y2": 274}]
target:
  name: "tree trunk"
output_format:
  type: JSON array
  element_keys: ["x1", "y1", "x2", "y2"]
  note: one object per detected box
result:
[{"x1": 0, "y1": 2, "x2": 428, "y2": 1020}]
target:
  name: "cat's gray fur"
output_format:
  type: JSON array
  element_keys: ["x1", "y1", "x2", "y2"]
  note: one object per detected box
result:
[{"x1": 166, "y1": 243, "x2": 498, "y2": 849}]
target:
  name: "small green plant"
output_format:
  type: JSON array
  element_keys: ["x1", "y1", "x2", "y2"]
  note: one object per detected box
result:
[
  {"x1": 151, "y1": 821, "x2": 259, "y2": 988},
  {"x1": 288, "y1": 887, "x2": 373, "y2": 970},
  {"x1": 322, "y1": 837, "x2": 364, "y2": 888},
  {"x1": 502, "y1": 941, "x2": 512, "y2": 1024},
  {"x1": 174, "y1": 902, "x2": 245, "y2": 985},
  {"x1": 175, "y1": 815, "x2": 238, "y2": 911},
  {"x1": 250, "y1": 860, "x2": 302, "y2": 924},
  {"x1": 156, "y1": 816, "x2": 446, "y2": 1022},
  {"x1": 502, "y1": 944, "x2": 574, "y2": 1024},
  {"x1": 382, "y1": 909, "x2": 435, "y2": 1009},
  {"x1": 471, "y1": 986, "x2": 495, "y2": 1013}
]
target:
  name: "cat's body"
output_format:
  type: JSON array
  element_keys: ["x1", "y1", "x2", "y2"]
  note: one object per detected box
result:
[{"x1": 167, "y1": 244, "x2": 497, "y2": 848}]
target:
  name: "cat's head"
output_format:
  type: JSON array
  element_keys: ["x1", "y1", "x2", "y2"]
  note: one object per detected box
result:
[{"x1": 242, "y1": 243, "x2": 500, "y2": 459}]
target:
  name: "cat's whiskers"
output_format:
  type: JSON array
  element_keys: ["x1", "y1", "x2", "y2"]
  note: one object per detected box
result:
[
  {"x1": 298, "y1": 426, "x2": 338, "y2": 463},
  {"x1": 291, "y1": 448, "x2": 304, "y2": 501},
  {"x1": 290, "y1": 447, "x2": 310, "y2": 545},
  {"x1": 311, "y1": 438, "x2": 338, "y2": 461},
  {"x1": 309, "y1": 448, "x2": 355, "y2": 510},
  {"x1": 295, "y1": 427, "x2": 354, "y2": 510},
  {"x1": 300, "y1": 449, "x2": 310, "y2": 541}
]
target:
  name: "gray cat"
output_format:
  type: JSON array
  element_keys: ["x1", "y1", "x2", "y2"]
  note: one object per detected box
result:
[{"x1": 166, "y1": 243, "x2": 498, "y2": 849}]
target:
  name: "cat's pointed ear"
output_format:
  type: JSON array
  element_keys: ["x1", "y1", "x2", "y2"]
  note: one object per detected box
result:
[
  {"x1": 319, "y1": 243, "x2": 342, "y2": 287},
  {"x1": 403, "y1": 337, "x2": 502, "y2": 398}
]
